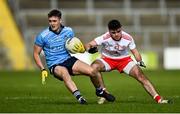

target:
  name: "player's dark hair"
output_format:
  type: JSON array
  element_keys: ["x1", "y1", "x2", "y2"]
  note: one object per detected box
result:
[
  {"x1": 108, "y1": 19, "x2": 122, "y2": 30},
  {"x1": 48, "y1": 9, "x2": 62, "y2": 18}
]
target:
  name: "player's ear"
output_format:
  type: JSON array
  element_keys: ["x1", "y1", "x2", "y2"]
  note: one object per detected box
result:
[{"x1": 59, "y1": 18, "x2": 62, "y2": 23}]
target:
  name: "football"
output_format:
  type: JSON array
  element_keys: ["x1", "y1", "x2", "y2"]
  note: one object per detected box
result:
[{"x1": 65, "y1": 37, "x2": 85, "y2": 54}]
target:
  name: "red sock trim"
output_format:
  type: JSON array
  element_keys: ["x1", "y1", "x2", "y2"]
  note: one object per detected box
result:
[{"x1": 154, "y1": 95, "x2": 161, "y2": 103}]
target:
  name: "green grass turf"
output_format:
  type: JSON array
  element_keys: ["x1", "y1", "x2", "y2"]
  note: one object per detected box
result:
[{"x1": 0, "y1": 70, "x2": 180, "y2": 113}]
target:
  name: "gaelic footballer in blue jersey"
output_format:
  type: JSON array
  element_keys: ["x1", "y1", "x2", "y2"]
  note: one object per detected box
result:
[{"x1": 33, "y1": 9, "x2": 115, "y2": 104}]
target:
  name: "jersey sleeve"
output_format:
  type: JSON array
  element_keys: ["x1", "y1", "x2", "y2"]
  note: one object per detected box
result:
[
  {"x1": 129, "y1": 38, "x2": 136, "y2": 50},
  {"x1": 34, "y1": 34, "x2": 44, "y2": 47},
  {"x1": 65, "y1": 27, "x2": 75, "y2": 40},
  {"x1": 94, "y1": 33, "x2": 108, "y2": 45}
]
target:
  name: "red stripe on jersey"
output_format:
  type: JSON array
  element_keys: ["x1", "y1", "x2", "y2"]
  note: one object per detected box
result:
[
  {"x1": 103, "y1": 33, "x2": 111, "y2": 40},
  {"x1": 122, "y1": 32, "x2": 132, "y2": 41}
]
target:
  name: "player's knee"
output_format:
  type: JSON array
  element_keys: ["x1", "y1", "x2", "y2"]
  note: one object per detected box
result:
[
  {"x1": 54, "y1": 66, "x2": 65, "y2": 75},
  {"x1": 54, "y1": 66, "x2": 69, "y2": 80},
  {"x1": 86, "y1": 67, "x2": 97, "y2": 77},
  {"x1": 91, "y1": 63, "x2": 100, "y2": 71},
  {"x1": 91, "y1": 63, "x2": 97, "y2": 69}
]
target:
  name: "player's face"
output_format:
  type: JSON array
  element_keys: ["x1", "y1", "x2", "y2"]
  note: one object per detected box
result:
[
  {"x1": 48, "y1": 16, "x2": 61, "y2": 32},
  {"x1": 109, "y1": 28, "x2": 122, "y2": 41}
]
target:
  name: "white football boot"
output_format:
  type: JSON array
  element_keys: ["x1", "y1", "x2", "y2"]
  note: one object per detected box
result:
[{"x1": 97, "y1": 97, "x2": 106, "y2": 104}]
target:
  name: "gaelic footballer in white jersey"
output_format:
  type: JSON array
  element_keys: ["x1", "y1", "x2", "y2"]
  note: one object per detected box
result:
[
  {"x1": 86, "y1": 19, "x2": 171, "y2": 104},
  {"x1": 95, "y1": 31, "x2": 135, "y2": 59},
  {"x1": 94, "y1": 31, "x2": 137, "y2": 74}
]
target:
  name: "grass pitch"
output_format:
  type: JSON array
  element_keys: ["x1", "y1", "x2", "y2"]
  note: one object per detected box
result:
[{"x1": 0, "y1": 70, "x2": 180, "y2": 113}]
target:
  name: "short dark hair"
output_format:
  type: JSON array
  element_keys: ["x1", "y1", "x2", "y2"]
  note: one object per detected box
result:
[
  {"x1": 108, "y1": 19, "x2": 122, "y2": 30},
  {"x1": 48, "y1": 9, "x2": 62, "y2": 18}
]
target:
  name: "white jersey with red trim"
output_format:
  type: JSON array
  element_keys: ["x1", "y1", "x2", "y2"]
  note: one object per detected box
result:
[{"x1": 94, "y1": 31, "x2": 136, "y2": 59}]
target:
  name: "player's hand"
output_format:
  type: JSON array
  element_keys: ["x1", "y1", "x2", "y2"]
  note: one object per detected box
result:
[
  {"x1": 88, "y1": 47, "x2": 98, "y2": 54},
  {"x1": 41, "y1": 69, "x2": 48, "y2": 85},
  {"x1": 137, "y1": 61, "x2": 146, "y2": 68}
]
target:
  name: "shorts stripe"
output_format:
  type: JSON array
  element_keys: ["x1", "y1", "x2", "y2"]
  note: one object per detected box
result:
[{"x1": 123, "y1": 61, "x2": 136, "y2": 74}]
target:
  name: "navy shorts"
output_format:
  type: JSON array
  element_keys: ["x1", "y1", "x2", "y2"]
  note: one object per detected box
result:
[{"x1": 49, "y1": 57, "x2": 78, "y2": 81}]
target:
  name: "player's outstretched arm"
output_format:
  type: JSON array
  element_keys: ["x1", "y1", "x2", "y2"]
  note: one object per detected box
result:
[
  {"x1": 130, "y1": 48, "x2": 146, "y2": 68},
  {"x1": 85, "y1": 40, "x2": 98, "y2": 54}
]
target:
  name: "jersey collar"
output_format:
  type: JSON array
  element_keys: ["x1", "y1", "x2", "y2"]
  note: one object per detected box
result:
[{"x1": 49, "y1": 25, "x2": 64, "y2": 35}]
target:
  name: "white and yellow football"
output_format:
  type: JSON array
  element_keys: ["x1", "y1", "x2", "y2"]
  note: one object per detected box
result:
[{"x1": 65, "y1": 37, "x2": 85, "y2": 54}]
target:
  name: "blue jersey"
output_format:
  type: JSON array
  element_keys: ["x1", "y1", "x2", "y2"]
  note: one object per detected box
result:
[{"x1": 34, "y1": 26, "x2": 74, "y2": 68}]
